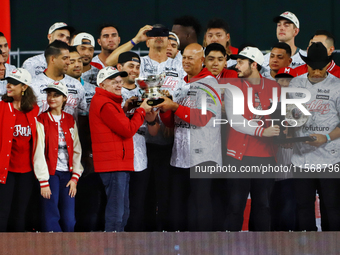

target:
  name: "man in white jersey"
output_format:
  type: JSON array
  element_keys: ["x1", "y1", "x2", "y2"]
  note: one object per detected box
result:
[
  {"x1": 65, "y1": 46, "x2": 105, "y2": 231},
  {"x1": 167, "y1": 32, "x2": 180, "y2": 60},
  {"x1": 91, "y1": 24, "x2": 120, "y2": 69},
  {"x1": 116, "y1": 51, "x2": 160, "y2": 231},
  {"x1": 262, "y1": 42, "x2": 292, "y2": 80},
  {"x1": 31, "y1": 40, "x2": 86, "y2": 117},
  {"x1": 139, "y1": 24, "x2": 186, "y2": 231},
  {"x1": 22, "y1": 22, "x2": 74, "y2": 79},
  {"x1": 289, "y1": 42, "x2": 340, "y2": 231},
  {"x1": 0, "y1": 32, "x2": 16, "y2": 75},
  {"x1": 262, "y1": 11, "x2": 305, "y2": 72},
  {"x1": 158, "y1": 43, "x2": 222, "y2": 231},
  {"x1": 72, "y1": 33, "x2": 99, "y2": 86}
]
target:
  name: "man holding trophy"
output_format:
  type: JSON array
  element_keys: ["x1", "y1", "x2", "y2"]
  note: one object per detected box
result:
[{"x1": 289, "y1": 42, "x2": 340, "y2": 231}]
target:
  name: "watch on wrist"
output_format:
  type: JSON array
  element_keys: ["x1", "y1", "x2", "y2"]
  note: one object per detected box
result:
[{"x1": 147, "y1": 120, "x2": 157, "y2": 126}]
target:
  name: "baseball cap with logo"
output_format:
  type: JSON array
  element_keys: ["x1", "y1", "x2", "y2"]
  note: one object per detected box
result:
[
  {"x1": 43, "y1": 81, "x2": 68, "y2": 97},
  {"x1": 48, "y1": 22, "x2": 75, "y2": 35},
  {"x1": 230, "y1": 46, "x2": 264, "y2": 65},
  {"x1": 275, "y1": 67, "x2": 298, "y2": 78},
  {"x1": 72, "y1": 32, "x2": 95, "y2": 47},
  {"x1": 169, "y1": 32, "x2": 180, "y2": 47},
  {"x1": 5, "y1": 68, "x2": 32, "y2": 86},
  {"x1": 273, "y1": 11, "x2": 300, "y2": 29},
  {"x1": 97, "y1": 66, "x2": 128, "y2": 85}
]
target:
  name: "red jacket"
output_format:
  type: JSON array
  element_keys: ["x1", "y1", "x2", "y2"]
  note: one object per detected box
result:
[
  {"x1": 294, "y1": 60, "x2": 340, "y2": 78},
  {"x1": 0, "y1": 102, "x2": 39, "y2": 184},
  {"x1": 89, "y1": 87, "x2": 145, "y2": 172},
  {"x1": 35, "y1": 111, "x2": 83, "y2": 187},
  {"x1": 226, "y1": 77, "x2": 280, "y2": 160}
]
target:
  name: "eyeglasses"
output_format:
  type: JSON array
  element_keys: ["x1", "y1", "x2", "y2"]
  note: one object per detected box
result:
[{"x1": 111, "y1": 80, "x2": 124, "y2": 86}]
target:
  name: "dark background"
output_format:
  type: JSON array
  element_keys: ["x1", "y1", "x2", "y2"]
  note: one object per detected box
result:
[{"x1": 8, "y1": 0, "x2": 340, "y2": 64}]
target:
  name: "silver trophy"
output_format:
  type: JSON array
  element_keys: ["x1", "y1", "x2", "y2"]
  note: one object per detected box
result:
[
  {"x1": 272, "y1": 103, "x2": 316, "y2": 143},
  {"x1": 135, "y1": 73, "x2": 168, "y2": 106}
]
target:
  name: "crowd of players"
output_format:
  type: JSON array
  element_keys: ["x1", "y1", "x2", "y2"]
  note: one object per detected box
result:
[{"x1": 0, "y1": 10, "x2": 340, "y2": 232}]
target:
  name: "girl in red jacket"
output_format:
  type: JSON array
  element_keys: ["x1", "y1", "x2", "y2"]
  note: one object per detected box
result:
[
  {"x1": 0, "y1": 68, "x2": 39, "y2": 232},
  {"x1": 34, "y1": 81, "x2": 83, "y2": 232}
]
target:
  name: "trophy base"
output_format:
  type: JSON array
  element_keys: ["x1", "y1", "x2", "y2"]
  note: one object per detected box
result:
[
  {"x1": 273, "y1": 136, "x2": 317, "y2": 144},
  {"x1": 132, "y1": 98, "x2": 165, "y2": 107}
]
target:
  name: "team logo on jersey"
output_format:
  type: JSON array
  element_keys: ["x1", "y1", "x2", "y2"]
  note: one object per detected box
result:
[{"x1": 306, "y1": 100, "x2": 330, "y2": 114}]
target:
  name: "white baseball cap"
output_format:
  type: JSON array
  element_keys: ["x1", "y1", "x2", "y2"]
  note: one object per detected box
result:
[
  {"x1": 48, "y1": 22, "x2": 74, "y2": 35},
  {"x1": 73, "y1": 32, "x2": 95, "y2": 47},
  {"x1": 273, "y1": 11, "x2": 300, "y2": 29},
  {"x1": 97, "y1": 66, "x2": 128, "y2": 85},
  {"x1": 230, "y1": 46, "x2": 264, "y2": 65},
  {"x1": 5, "y1": 68, "x2": 32, "y2": 85},
  {"x1": 169, "y1": 32, "x2": 180, "y2": 47},
  {"x1": 43, "y1": 81, "x2": 68, "y2": 97}
]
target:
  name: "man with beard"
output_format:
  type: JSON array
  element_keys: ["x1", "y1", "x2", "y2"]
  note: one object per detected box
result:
[
  {"x1": 73, "y1": 32, "x2": 99, "y2": 86},
  {"x1": 224, "y1": 46, "x2": 281, "y2": 231},
  {"x1": 31, "y1": 41, "x2": 86, "y2": 117}
]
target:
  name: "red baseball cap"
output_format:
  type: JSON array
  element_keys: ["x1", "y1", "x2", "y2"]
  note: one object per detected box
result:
[{"x1": 275, "y1": 67, "x2": 297, "y2": 78}]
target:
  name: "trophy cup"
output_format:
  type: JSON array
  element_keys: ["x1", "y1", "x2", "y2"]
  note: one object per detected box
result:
[
  {"x1": 271, "y1": 102, "x2": 316, "y2": 144},
  {"x1": 135, "y1": 73, "x2": 168, "y2": 106}
]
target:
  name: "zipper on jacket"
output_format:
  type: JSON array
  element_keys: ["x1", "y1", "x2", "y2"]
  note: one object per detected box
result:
[{"x1": 122, "y1": 143, "x2": 125, "y2": 159}]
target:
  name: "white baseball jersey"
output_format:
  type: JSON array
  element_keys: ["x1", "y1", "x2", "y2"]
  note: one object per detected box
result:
[
  {"x1": 171, "y1": 75, "x2": 222, "y2": 168},
  {"x1": 81, "y1": 65, "x2": 99, "y2": 86},
  {"x1": 31, "y1": 73, "x2": 87, "y2": 117},
  {"x1": 79, "y1": 78, "x2": 96, "y2": 115},
  {"x1": 91, "y1": 55, "x2": 105, "y2": 69},
  {"x1": 140, "y1": 55, "x2": 186, "y2": 145},
  {"x1": 121, "y1": 86, "x2": 147, "y2": 172},
  {"x1": 289, "y1": 73, "x2": 340, "y2": 167},
  {"x1": 5, "y1": 63, "x2": 16, "y2": 76},
  {"x1": 22, "y1": 53, "x2": 47, "y2": 79},
  {"x1": 140, "y1": 55, "x2": 186, "y2": 96},
  {"x1": 262, "y1": 48, "x2": 306, "y2": 74},
  {"x1": 0, "y1": 63, "x2": 16, "y2": 97},
  {"x1": 261, "y1": 70, "x2": 276, "y2": 80}
]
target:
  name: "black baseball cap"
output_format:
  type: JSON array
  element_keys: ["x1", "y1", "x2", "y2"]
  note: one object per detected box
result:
[{"x1": 118, "y1": 51, "x2": 140, "y2": 64}]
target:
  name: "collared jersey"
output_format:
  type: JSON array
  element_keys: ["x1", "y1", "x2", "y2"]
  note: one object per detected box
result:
[{"x1": 121, "y1": 85, "x2": 147, "y2": 172}]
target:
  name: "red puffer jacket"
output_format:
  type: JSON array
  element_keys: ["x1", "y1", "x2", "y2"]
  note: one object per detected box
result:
[{"x1": 89, "y1": 87, "x2": 145, "y2": 172}]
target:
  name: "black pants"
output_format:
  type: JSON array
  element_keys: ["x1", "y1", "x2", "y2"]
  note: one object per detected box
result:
[
  {"x1": 293, "y1": 177, "x2": 340, "y2": 231},
  {"x1": 224, "y1": 156, "x2": 275, "y2": 231},
  {"x1": 168, "y1": 165, "x2": 213, "y2": 231},
  {"x1": 0, "y1": 171, "x2": 34, "y2": 232},
  {"x1": 75, "y1": 172, "x2": 106, "y2": 232},
  {"x1": 270, "y1": 179, "x2": 297, "y2": 231},
  {"x1": 125, "y1": 143, "x2": 172, "y2": 231}
]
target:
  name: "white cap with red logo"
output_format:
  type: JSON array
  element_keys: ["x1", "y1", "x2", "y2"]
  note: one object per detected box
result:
[
  {"x1": 44, "y1": 81, "x2": 68, "y2": 96},
  {"x1": 97, "y1": 66, "x2": 127, "y2": 85},
  {"x1": 6, "y1": 68, "x2": 32, "y2": 85}
]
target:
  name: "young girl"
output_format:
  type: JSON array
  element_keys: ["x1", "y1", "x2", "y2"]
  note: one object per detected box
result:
[
  {"x1": 34, "y1": 81, "x2": 83, "y2": 232},
  {"x1": 0, "y1": 68, "x2": 39, "y2": 232}
]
